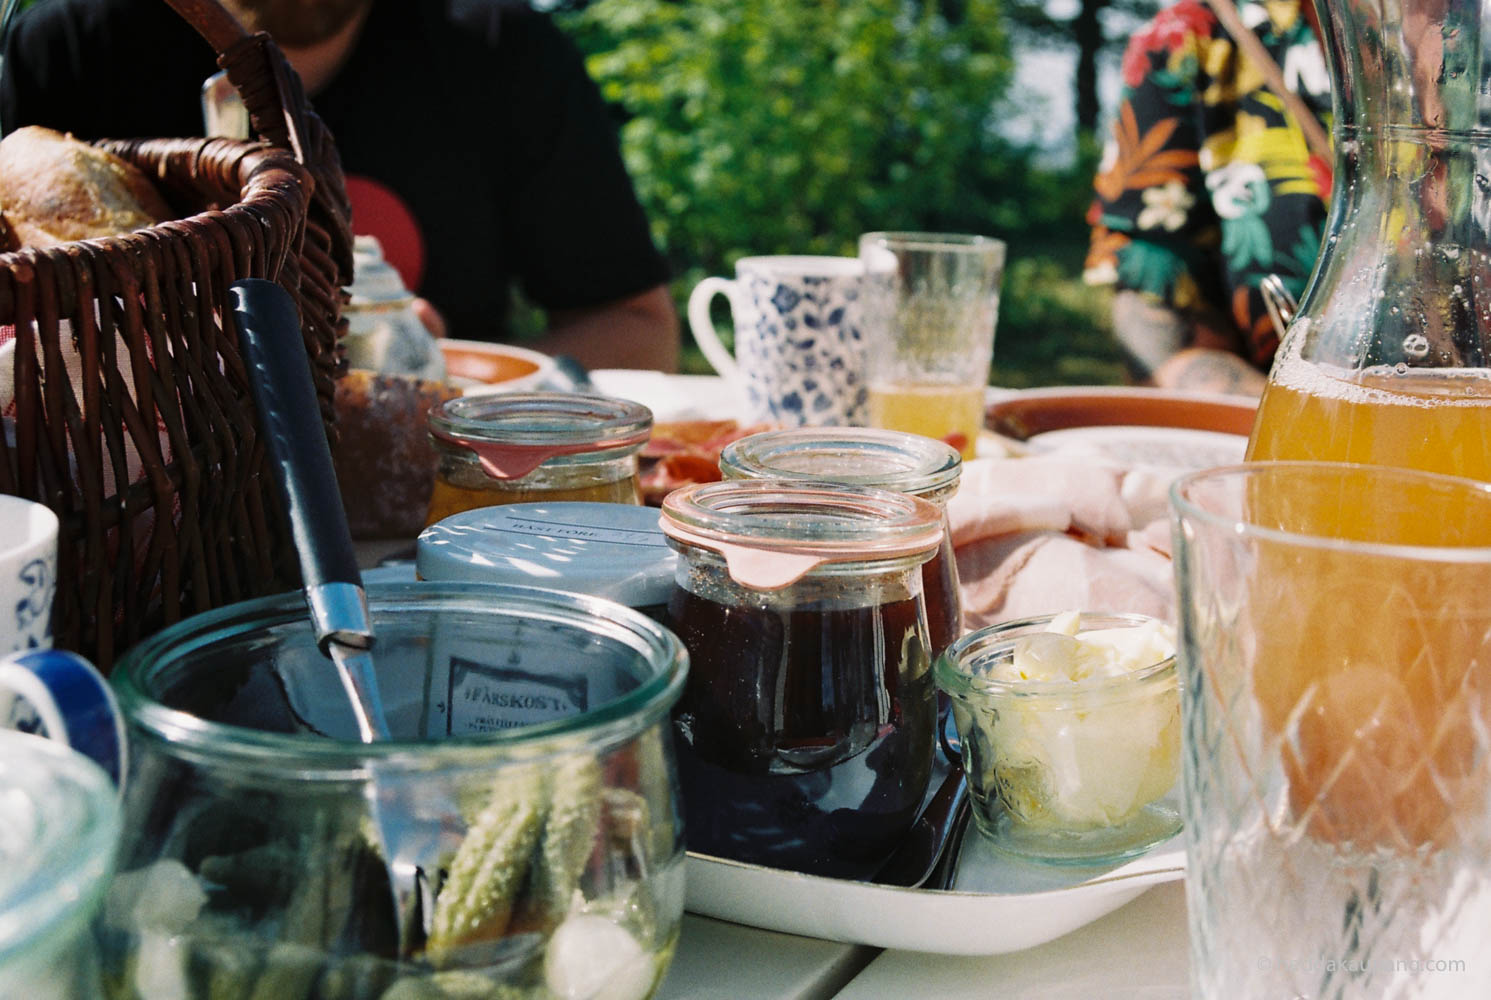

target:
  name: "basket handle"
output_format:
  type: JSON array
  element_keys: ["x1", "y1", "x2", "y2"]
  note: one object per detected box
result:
[
  {"x1": 158, "y1": 0, "x2": 353, "y2": 285},
  {"x1": 159, "y1": 0, "x2": 310, "y2": 160},
  {"x1": 159, "y1": 0, "x2": 245, "y2": 55}
]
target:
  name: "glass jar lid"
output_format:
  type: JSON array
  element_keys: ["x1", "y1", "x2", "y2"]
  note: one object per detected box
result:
[
  {"x1": 659, "y1": 479, "x2": 944, "y2": 589},
  {"x1": 719, "y1": 426, "x2": 962, "y2": 499},
  {"x1": 428, "y1": 391, "x2": 653, "y2": 480},
  {"x1": 417, "y1": 501, "x2": 676, "y2": 608},
  {"x1": 349, "y1": 235, "x2": 413, "y2": 305}
]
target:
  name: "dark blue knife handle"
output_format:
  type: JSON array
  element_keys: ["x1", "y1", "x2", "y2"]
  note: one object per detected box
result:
[{"x1": 230, "y1": 279, "x2": 361, "y2": 593}]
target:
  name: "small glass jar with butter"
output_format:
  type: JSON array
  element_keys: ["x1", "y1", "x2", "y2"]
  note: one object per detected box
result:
[
  {"x1": 424, "y1": 392, "x2": 652, "y2": 526},
  {"x1": 935, "y1": 611, "x2": 1181, "y2": 864}
]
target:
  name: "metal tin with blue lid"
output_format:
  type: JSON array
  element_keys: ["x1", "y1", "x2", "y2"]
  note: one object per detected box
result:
[{"x1": 417, "y1": 501, "x2": 677, "y2": 612}]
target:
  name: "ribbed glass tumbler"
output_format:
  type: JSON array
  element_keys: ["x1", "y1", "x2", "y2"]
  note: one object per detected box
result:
[{"x1": 1170, "y1": 462, "x2": 1491, "y2": 1000}]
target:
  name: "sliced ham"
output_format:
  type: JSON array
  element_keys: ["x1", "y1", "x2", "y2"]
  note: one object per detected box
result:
[
  {"x1": 639, "y1": 419, "x2": 778, "y2": 506},
  {"x1": 949, "y1": 456, "x2": 1181, "y2": 628}
]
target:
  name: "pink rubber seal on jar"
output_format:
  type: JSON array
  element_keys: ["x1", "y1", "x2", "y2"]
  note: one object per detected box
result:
[
  {"x1": 427, "y1": 391, "x2": 652, "y2": 480},
  {"x1": 658, "y1": 479, "x2": 944, "y2": 590}
]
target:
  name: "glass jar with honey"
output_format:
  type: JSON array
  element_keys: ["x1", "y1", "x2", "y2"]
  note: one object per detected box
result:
[
  {"x1": 424, "y1": 392, "x2": 652, "y2": 526},
  {"x1": 659, "y1": 479, "x2": 944, "y2": 880},
  {"x1": 718, "y1": 426, "x2": 964, "y2": 659}
]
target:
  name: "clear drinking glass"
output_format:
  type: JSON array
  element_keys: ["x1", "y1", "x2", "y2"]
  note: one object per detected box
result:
[
  {"x1": 1171, "y1": 462, "x2": 1491, "y2": 999},
  {"x1": 858, "y1": 232, "x2": 1006, "y2": 459}
]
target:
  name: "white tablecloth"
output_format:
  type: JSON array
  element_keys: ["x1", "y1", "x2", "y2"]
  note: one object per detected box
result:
[{"x1": 833, "y1": 883, "x2": 1188, "y2": 999}]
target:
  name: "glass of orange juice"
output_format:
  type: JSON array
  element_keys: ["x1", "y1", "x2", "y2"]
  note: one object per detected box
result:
[
  {"x1": 858, "y1": 232, "x2": 1005, "y2": 459},
  {"x1": 1171, "y1": 461, "x2": 1491, "y2": 1000}
]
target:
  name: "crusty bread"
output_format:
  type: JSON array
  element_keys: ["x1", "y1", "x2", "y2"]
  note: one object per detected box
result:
[{"x1": 0, "y1": 125, "x2": 173, "y2": 248}]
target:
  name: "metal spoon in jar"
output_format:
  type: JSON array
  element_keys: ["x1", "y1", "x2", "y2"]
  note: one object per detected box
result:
[
  {"x1": 231, "y1": 279, "x2": 391, "y2": 743},
  {"x1": 234, "y1": 280, "x2": 450, "y2": 952}
]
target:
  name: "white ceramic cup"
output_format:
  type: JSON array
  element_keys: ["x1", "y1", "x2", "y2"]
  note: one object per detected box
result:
[
  {"x1": 687, "y1": 255, "x2": 869, "y2": 426},
  {"x1": 0, "y1": 494, "x2": 58, "y2": 653},
  {"x1": 0, "y1": 497, "x2": 122, "y2": 785}
]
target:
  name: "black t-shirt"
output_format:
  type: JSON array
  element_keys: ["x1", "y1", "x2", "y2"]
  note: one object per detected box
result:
[{"x1": 0, "y1": 0, "x2": 671, "y2": 344}]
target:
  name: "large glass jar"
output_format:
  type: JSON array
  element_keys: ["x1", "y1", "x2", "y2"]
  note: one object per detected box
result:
[
  {"x1": 103, "y1": 583, "x2": 688, "y2": 1000},
  {"x1": 425, "y1": 392, "x2": 652, "y2": 525},
  {"x1": 659, "y1": 479, "x2": 944, "y2": 880},
  {"x1": 0, "y1": 730, "x2": 119, "y2": 1000},
  {"x1": 718, "y1": 426, "x2": 964, "y2": 659},
  {"x1": 1246, "y1": 0, "x2": 1491, "y2": 478}
]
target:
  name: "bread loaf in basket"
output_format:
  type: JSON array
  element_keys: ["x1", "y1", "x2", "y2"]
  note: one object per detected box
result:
[{"x1": 0, "y1": 0, "x2": 353, "y2": 669}]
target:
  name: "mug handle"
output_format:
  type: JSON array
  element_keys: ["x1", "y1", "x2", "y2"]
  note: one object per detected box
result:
[
  {"x1": 0, "y1": 649, "x2": 126, "y2": 789},
  {"x1": 686, "y1": 276, "x2": 743, "y2": 382}
]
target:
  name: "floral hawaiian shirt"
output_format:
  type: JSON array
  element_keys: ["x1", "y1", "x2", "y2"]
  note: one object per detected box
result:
[{"x1": 1085, "y1": 0, "x2": 1333, "y2": 369}]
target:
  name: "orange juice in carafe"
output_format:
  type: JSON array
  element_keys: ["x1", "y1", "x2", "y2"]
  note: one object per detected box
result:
[{"x1": 1246, "y1": 360, "x2": 1491, "y2": 483}]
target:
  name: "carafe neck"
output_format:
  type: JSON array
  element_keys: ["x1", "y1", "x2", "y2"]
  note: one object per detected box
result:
[{"x1": 1290, "y1": 0, "x2": 1491, "y2": 371}]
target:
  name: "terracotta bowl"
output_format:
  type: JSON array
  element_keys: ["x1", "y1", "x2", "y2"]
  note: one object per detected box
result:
[
  {"x1": 437, "y1": 338, "x2": 557, "y2": 394},
  {"x1": 986, "y1": 387, "x2": 1258, "y2": 441}
]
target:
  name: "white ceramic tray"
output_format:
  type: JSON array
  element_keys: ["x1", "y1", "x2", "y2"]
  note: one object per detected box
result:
[
  {"x1": 685, "y1": 742, "x2": 1184, "y2": 959},
  {"x1": 685, "y1": 832, "x2": 1183, "y2": 957}
]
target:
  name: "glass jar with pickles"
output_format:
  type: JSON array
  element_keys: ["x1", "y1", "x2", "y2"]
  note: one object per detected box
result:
[
  {"x1": 424, "y1": 392, "x2": 652, "y2": 526},
  {"x1": 659, "y1": 479, "x2": 944, "y2": 880},
  {"x1": 718, "y1": 426, "x2": 965, "y2": 659}
]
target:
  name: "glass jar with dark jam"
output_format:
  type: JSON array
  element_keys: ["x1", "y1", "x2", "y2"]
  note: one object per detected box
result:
[
  {"x1": 424, "y1": 392, "x2": 652, "y2": 526},
  {"x1": 659, "y1": 479, "x2": 944, "y2": 879},
  {"x1": 718, "y1": 426, "x2": 964, "y2": 660}
]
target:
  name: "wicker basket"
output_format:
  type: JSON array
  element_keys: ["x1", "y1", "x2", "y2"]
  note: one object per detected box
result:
[{"x1": 0, "y1": 0, "x2": 354, "y2": 669}]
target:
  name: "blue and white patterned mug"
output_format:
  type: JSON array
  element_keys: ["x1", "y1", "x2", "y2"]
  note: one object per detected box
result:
[
  {"x1": 0, "y1": 495, "x2": 57, "y2": 653},
  {"x1": 687, "y1": 255, "x2": 869, "y2": 426},
  {"x1": 0, "y1": 497, "x2": 122, "y2": 786}
]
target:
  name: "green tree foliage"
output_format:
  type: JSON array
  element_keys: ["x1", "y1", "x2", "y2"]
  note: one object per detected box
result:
[
  {"x1": 561, "y1": 0, "x2": 1127, "y2": 386},
  {"x1": 568, "y1": 0, "x2": 1021, "y2": 270}
]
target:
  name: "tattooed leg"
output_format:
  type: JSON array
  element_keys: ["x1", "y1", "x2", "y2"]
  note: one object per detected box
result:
[
  {"x1": 1111, "y1": 291, "x2": 1266, "y2": 396},
  {"x1": 1153, "y1": 348, "x2": 1267, "y2": 396},
  {"x1": 1111, "y1": 291, "x2": 1189, "y2": 378}
]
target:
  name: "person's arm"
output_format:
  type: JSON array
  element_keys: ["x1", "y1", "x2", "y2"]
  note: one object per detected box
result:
[
  {"x1": 536, "y1": 284, "x2": 680, "y2": 373},
  {"x1": 491, "y1": 10, "x2": 677, "y2": 373},
  {"x1": 411, "y1": 284, "x2": 679, "y2": 373},
  {"x1": 1112, "y1": 290, "x2": 1265, "y2": 396}
]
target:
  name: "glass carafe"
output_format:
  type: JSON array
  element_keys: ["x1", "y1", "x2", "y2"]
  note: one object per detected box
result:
[{"x1": 1246, "y1": 0, "x2": 1491, "y2": 479}]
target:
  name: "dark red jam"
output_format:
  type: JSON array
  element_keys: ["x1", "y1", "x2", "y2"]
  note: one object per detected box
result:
[
  {"x1": 667, "y1": 587, "x2": 935, "y2": 880},
  {"x1": 922, "y1": 532, "x2": 962, "y2": 660}
]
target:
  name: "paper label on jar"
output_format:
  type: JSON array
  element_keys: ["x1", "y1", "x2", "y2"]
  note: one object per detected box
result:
[
  {"x1": 446, "y1": 654, "x2": 590, "y2": 735},
  {"x1": 492, "y1": 508, "x2": 671, "y2": 550}
]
